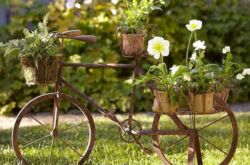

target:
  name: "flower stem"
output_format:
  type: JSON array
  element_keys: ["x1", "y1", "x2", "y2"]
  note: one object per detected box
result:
[
  {"x1": 160, "y1": 54, "x2": 164, "y2": 64},
  {"x1": 186, "y1": 32, "x2": 193, "y2": 66}
]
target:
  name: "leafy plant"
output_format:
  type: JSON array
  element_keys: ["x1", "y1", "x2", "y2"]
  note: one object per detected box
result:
[
  {"x1": 2, "y1": 15, "x2": 60, "y2": 67},
  {"x1": 135, "y1": 37, "x2": 189, "y2": 105},
  {"x1": 118, "y1": 0, "x2": 165, "y2": 34}
]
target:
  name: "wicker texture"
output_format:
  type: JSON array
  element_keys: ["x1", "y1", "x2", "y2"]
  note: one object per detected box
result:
[
  {"x1": 21, "y1": 56, "x2": 61, "y2": 85},
  {"x1": 121, "y1": 34, "x2": 145, "y2": 57}
]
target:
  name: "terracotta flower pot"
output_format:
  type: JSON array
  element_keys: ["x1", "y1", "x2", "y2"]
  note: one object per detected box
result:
[
  {"x1": 152, "y1": 90, "x2": 179, "y2": 114},
  {"x1": 188, "y1": 92, "x2": 214, "y2": 114},
  {"x1": 21, "y1": 56, "x2": 61, "y2": 85},
  {"x1": 121, "y1": 34, "x2": 145, "y2": 57}
]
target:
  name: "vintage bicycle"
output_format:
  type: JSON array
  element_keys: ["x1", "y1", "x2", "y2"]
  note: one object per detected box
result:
[{"x1": 12, "y1": 31, "x2": 238, "y2": 165}]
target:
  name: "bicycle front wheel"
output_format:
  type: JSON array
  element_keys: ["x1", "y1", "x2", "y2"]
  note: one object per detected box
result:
[{"x1": 12, "y1": 93, "x2": 95, "y2": 165}]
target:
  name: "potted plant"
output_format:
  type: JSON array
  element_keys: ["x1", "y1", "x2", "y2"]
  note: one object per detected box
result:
[
  {"x1": 118, "y1": 0, "x2": 165, "y2": 57},
  {"x1": 2, "y1": 16, "x2": 61, "y2": 86},
  {"x1": 184, "y1": 20, "x2": 217, "y2": 113},
  {"x1": 135, "y1": 37, "x2": 188, "y2": 114},
  {"x1": 185, "y1": 19, "x2": 250, "y2": 113},
  {"x1": 187, "y1": 48, "x2": 217, "y2": 113}
]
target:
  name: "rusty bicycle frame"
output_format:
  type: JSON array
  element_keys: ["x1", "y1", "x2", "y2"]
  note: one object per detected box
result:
[{"x1": 12, "y1": 33, "x2": 238, "y2": 165}]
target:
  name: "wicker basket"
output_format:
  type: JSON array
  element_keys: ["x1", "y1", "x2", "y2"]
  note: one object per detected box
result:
[
  {"x1": 121, "y1": 34, "x2": 145, "y2": 57},
  {"x1": 214, "y1": 88, "x2": 229, "y2": 103},
  {"x1": 188, "y1": 92, "x2": 214, "y2": 114},
  {"x1": 213, "y1": 88, "x2": 229, "y2": 111},
  {"x1": 21, "y1": 56, "x2": 61, "y2": 85},
  {"x1": 152, "y1": 90, "x2": 179, "y2": 114}
]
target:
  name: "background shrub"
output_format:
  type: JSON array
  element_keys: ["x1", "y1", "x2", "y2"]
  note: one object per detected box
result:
[{"x1": 0, "y1": 0, "x2": 249, "y2": 115}]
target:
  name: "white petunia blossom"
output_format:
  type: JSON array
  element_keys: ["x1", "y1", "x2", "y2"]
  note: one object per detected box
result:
[
  {"x1": 183, "y1": 74, "x2": 191, "y2": 81},
  {"x1": 170, "y1": 65, "x2": 180, "y2": 75},
  {"x1": 193, "y1": 40, "x2": 206, "y2": 51},
  {"x1": 242, "y1": 68, "x2": 250, "y2": 76},
  {"x1": 236, "y1": 73, "x2": 245, "y2": 80},
  {"x1": 222, "y1": 46, "x2": 230, "y2": 54},
  {"x1": 190, "y1": 52, "x2": 197, "y2": 61},
  {"x1": 186, "y1": 20, "x2": 202, "y2": 32},
  {"x1": 147, "y1": 36, "x2": 170, "y2": 59},
  {"x1": 111, "y1": 0, "x2": 119, "y2": 5}
]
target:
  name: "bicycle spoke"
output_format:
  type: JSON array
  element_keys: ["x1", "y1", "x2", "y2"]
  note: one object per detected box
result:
[
  {"x1": 30, "y1": 116, "x2": 51, "y2": 132},
  {"x1": 61, "y1": 121, "x2": 89, "y2": 132},
  {"x1": 198, "y1": 115, "x2": 229, "y2": 131},
  {"x1": 57, "y1": 138, "x2": 82, "y2": 157},
  {"x1": 49, "y1": 138, "x2": 55, "y2": 165},
  {"x1": 166, "y1": 135, "x2": 189, "y2": 149},
  {"x1": 199, "y1": 135, "x2": 228, "y2": 155},
  {"x1": 20, "y1": 134, "x2": 51, "y2": 149}
]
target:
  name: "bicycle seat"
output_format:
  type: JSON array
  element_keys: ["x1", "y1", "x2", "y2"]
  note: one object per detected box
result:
[{"x1": 56, "y1": 30, "x2": 97, "y2": 43}]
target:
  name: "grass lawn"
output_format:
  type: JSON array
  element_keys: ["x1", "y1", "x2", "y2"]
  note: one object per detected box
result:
[{"x1": 0, "y1": 112, "x2": 250, "y2": 165}]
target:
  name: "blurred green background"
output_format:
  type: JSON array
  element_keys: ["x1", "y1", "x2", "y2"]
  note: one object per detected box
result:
[{"x1": 0, "y1": 0, "x2": 249, "y2": 115}]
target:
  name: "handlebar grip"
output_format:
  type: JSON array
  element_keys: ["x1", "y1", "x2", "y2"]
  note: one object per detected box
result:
[
  {"x1": 61, "y1": 30, "x2": 81, "y2": 37},
  {"x1": 71, "y1": 35, "x2": 97, "y2": 43}
]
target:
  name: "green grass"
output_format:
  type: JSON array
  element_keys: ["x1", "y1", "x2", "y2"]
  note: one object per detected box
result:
[{"x1": 0, "y1": 112, "x2": 250, "y2": 165}]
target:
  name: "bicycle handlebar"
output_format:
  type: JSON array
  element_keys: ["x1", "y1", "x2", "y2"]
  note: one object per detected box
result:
[{"x1": 56, "y1": 30, "x2": 97, "y2": 43}]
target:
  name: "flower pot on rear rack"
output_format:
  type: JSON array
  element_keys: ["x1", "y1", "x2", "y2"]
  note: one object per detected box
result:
[
  {"x1": 213, "y1": 88, "x2": 229, "y2": 111},
  {"x1": 188, "y1": 91, "x2": 214, "y2": 114},
  {"x1": 21, "y1": 56, "x2": 61, "y2": 86},
  {"x1": 152, "y1": 90, "x2": 179, "y2": 114},
  {"x1": 214, "y1": 88, "x2": 229, "y2": 103},
  {"x1": 121, "y1": 34, "x2": 145, "y2": 57}
]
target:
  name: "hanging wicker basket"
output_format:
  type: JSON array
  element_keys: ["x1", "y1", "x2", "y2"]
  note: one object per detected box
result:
[
  {"x1": 121, "y1": 34, "x2": 145, "y2": 57},
  {"x1": 152, "y1": 90, "x2": 179, "y2": 114},
  {"x1": 21, "y1": 56, "x2": 61, "y2": 85},
  {"x1": 188, "y1": 92, "x2": 214, "y2": 114}
]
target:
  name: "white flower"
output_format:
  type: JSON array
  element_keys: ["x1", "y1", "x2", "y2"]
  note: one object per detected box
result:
[
  {"x1": 242, "y1": 68, "x2": 250, "y2": 76},
  {"x1": 66, "y1": 0, "x2": 75, "y2": 9},
  {"x1": 110, "y1": 8, "x2": 117, "y2": 15},
  {"x1": 193, "y1": 40, "x2": 206, "y2": 51},
  {"x1": 222, "y1": 46, "x2": 230, "y2": 54},
  {"x1": 111, "y1": 0, "x2": 119, "y2": 5},
  {"x1": 190, "y1": 52, "x2": 197, "y2": 61},
  {"x1": 75, "y1": 3, "x2": 81, "y2": 8},
  {"x1": 147, "y1": 36, "x2": 170, "y2": 59},
  {"x1": 170, "y1": 65, "x2": 180, "y2": 75},
  {"x1": 183, "y1": 74, "x2": 191, "y2": 81},
  {"x1": 84, "y1": 0, "x2": 92, "y2": 5},
  {"x1": 236, "y1": 73, "x2": 245, "y2": 80},
  {"x1": 186, "y1": 20, "x2": 202, "y2": 32}
]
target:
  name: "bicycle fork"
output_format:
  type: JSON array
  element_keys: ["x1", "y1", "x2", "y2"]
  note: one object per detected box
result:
[{"x1": 51, "y1": 93, "x2": 60, "y2": 138}]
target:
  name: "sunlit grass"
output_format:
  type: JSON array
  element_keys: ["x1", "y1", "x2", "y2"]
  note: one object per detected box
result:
[{"x1": 0, "y1": 112, "x2": 250, "y2": 165}]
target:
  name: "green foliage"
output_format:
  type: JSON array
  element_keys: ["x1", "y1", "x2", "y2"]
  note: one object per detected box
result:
[
  {"x1": 0, "y1": 0, "x2": 250, "y2": 115},
  {"x1": 118, "y1": 0, "x2": 165, "y2": 33},
  {"x1": 2, "y1": 15, "x2": 60, "y2": 65}
]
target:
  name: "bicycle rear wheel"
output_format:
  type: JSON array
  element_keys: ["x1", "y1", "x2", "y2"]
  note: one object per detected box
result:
[
  {"x1": 12, "y1": 93, "x2": 95, "y2": 165},
  {"x1": 152, "y1": 103, "x2": 238, "y2": 165}
]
